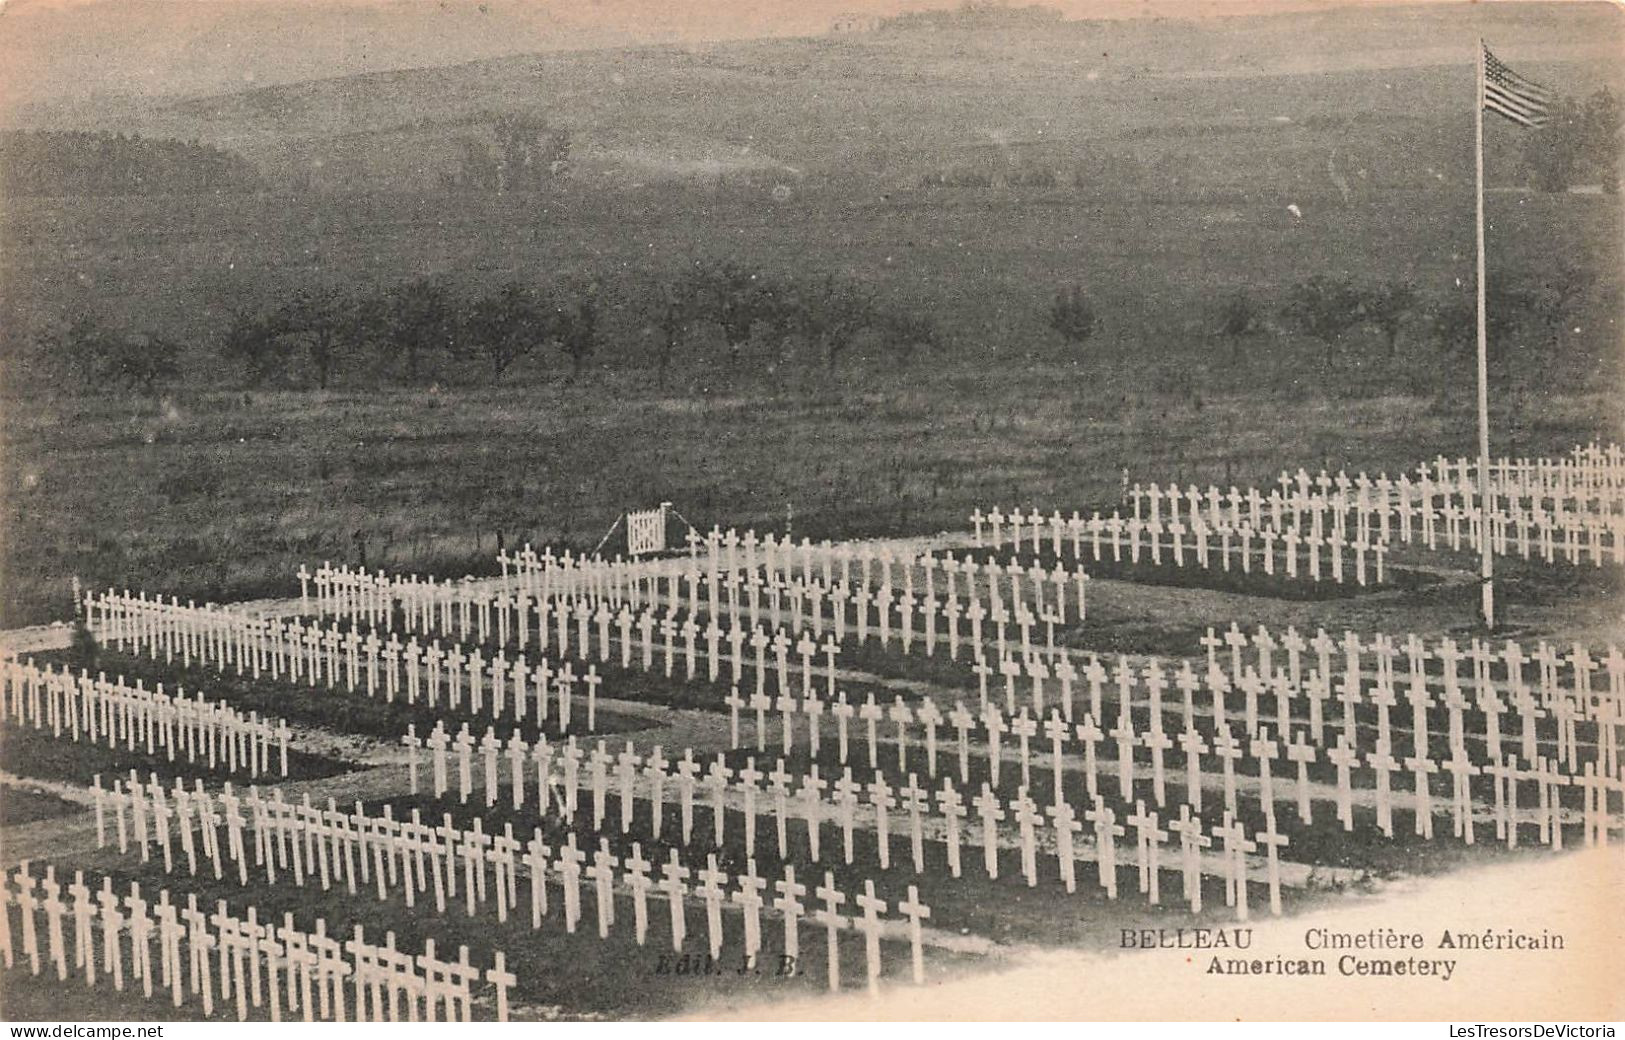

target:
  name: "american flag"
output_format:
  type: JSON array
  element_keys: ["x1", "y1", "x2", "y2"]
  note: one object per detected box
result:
[{"x1": 1482, "y1": 44, "x2": 1552, "y2": 128}]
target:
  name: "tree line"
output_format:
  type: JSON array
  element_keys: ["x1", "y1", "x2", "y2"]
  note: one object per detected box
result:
[
  {"x1": 1521, "y1": 88, "x2": 1621, "y2": 195},
  {"x1": 1047, "y1": 263, "x2": 1598, "y2": 368},
  {"x1": 30, "y1": 263, "x2": 944, "y2": 396},
  {"x1": 439, "y1": 114, "x2": 572, "y2": 194},
  {"x1": 21, "y1": 259, "x2": 1600, "y2": 399},
  {"x1": 0, "y1": 131, "x2": 261, "y2": 197}
]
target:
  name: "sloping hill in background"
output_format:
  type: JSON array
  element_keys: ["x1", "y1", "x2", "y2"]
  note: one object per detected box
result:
[{"x1": 5, "y1": 2, "x2": 1619, "y2": 194}]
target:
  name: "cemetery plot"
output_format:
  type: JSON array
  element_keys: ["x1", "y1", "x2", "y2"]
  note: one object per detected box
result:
[
  {"x1": 5, "y1": 449, "x2": 1624, "y2": 1020},
  {"x1": 230, "y1": 571, "x2": 943, "y2": 719},
  {"x1": 1100, "y1": 450, "x2": 1625, "y2": 574},
  {"x1": 0, "y1": 861, "x2": 520, "y2": 1022},
  {"x1": 365, "y1": 783, "x2": 1298, "y2": 952},
  {"x1": 955, "y1": 545, "x2": 1430, "y2": 602},
  {"x1": 970, "y1": 510, "x2": 1409, "y2": 598},
  {"x1": 40, "y1": 644, "x2": 652, "y2": 746},
  {"x1": 21, "y1": 781, "x2": 978, "y2": 1017},
  {"x1": 1, "y1": 653, "x2": 359, "y2": 787}
]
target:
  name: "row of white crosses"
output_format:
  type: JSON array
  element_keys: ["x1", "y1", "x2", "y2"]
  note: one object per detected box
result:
[
  {"x1": 507, "y1": 527, "x2": 1073, "y2": 627},
  {"x1": 1089, "y1": 457, "x2": 1625, "y2": 570},
  {"x1": 0, "y1": 862, "x2": 507, "y2": 1022},
  {"x1": 402, "y1": 720, "x2": 1297, "y2": 920},
  {"x1": 580, "y1": 536, "x2": 1093, "y2": 683},
  {"x1": 981, "y1": 643, "x2": 1613, "y2": 795},
  {"x1": 617, "y1": 560, "x2": 1083, "y2": 682},
  {"x1": 93, "y1": 775, "x2": 931, "y2": 995},
  {"x1": 401, "y1": 568, "x2": 857, "y2": 680},
  {"x1": 203, "y1": 579, "x2": 837, "y2": 725},
  {"x1": 324, "y1": 542, "x2": 751, "y2": 638},
  {"x1": 393, "y1": 589, "x2": 841, "y2": 712},
  {"x1": 359, "y1": 603, "x2": 1624, "y2": 845},
  {"x1": 1, "y1": 655, "x2": 290, "y2": 778},
  {"x1": 505, "y1": 534, "x2": 1088, "y2": 656},
  {"x1": 93, "y1": 584, "x2": 860, "y2": 750},
  {"x1": 742, "y1": 668, "x2": 1624, "y2": 852},
  {"x1": 526, "y1": 549, "x2": 1089, "y2": 683},
  {"x1": 301, "y1": 553, "x2": 685, "y2": 635},
  {"x1": 503, "y1": 545, "x2": 695, "y2": 606},
  {"x1": 944, "y1": 621, "x2": 1617, "y2": 786},
  {"x1": 1113, "y1": 462, "x2": 1618, "y2": 554},
  {"x1": 313, "y1": 529, "x2": 1086, "y2": 678},
  {"x1": 86, "y1": 592, "x2": 270, "y2": 671},
  {"x1": 703, "y1": 535, "x2": 1088, "y2": 625},
  {"x1": 1202, "y1": 623, "x2": 1625, "y2": 774},
  {"x1": 1474, "y1": 505, "x2": 1625, "y2": 567},
  {"x1": 981, "y1": 489, "x2": 1369, "y2": 559},
  {"x1": 1417, "y1": 448, "x2": 1625, "y2": 515},
  {"x1": 1119, "y1": 458, "x2": 1625, "y2": 566},
  {"x1": 513, "y1": 530, "x2": 854, "y2": 605},
  {"x1": 89, "y1": 591, "x2": 607, "y2": 735},
  {"x1": 1262, "y1": 454, "x2": 1625, "y2": 544},
  {"x1": 973, "y1": 507, "x2": 1389, "y2": 587},
  {"x1": 1493, "y1": 445, "x2": 1625, "y2": 500},
  {"x1": 355, "y1": 543, "x2": 1086, "y2": 708}
]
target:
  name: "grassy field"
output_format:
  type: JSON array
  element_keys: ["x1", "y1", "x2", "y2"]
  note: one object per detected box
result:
[
  {"x1": 3, "y1": 361, "x2": 1617, "y2": 628},
  {"x1": 1, "y1": 10, "x2": 1621, "y2": 628},
  {"x1": 4, "y1": 308, "x2": 1619, "y2": 629}
]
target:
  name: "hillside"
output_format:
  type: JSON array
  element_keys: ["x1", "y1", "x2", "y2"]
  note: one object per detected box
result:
[{"x1": 5, "y1": 2, "x2": 1619, "y2": 194}]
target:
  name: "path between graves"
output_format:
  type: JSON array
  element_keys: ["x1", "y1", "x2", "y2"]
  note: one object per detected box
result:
[{"x1": 0, "y1": 769, "x2": 95, "y2": 806}]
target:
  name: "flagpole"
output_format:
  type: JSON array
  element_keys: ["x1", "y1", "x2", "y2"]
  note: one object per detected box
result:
[{"x1": 1474, "y1": 38, "x2": 1495, "y2": 630}]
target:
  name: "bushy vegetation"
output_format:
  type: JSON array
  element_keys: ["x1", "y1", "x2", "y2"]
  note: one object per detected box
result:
[
  {"x1": 0, "y1": 131, "x2": 260, "y2": 197},
  {"x1": 1276, "y1": 273, "x2": 1592, "y2": 371},
  {"x1": 18, "y1": 263, "x2": 944, "y2": 394},
  {"x1": 1522, "y1": 88, "x2": 1622, "y2": 194},
  {"x1": 1048, "y1": 285, "x2": 1098, "y2": 347},
  {"x1": 440, "y1": 113, "x2": 572, "y2": 194},
  {"x1": 11, "y1": 254, "x2": 1603, "y2": 400}
]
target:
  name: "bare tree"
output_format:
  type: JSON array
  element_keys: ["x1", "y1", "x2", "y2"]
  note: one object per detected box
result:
[
  {"x1": 883, "y1": 312, "x2": 942, "y2": 366},
  {"x1": 52, "y1": 312, "x2": 180, "y2": 398},
  {"x1": 1522, "y1": 88, "x2": 1622, "y2": 194},
  {"x1": 691, "y1": 262, "x2": 776, "y2": 366},
  {"x1": 649, "y1": 278, "x2": 699, "y2": 388},
  {"x1": 220, "y1": 307, "x2": 291, "y2": 387},
  {"x1": 1429, "y1": 286, "x2": 1532, "y2": 363},
  {"x1": 103, "y1": 333, "x2": 182, "y2": 398}
]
